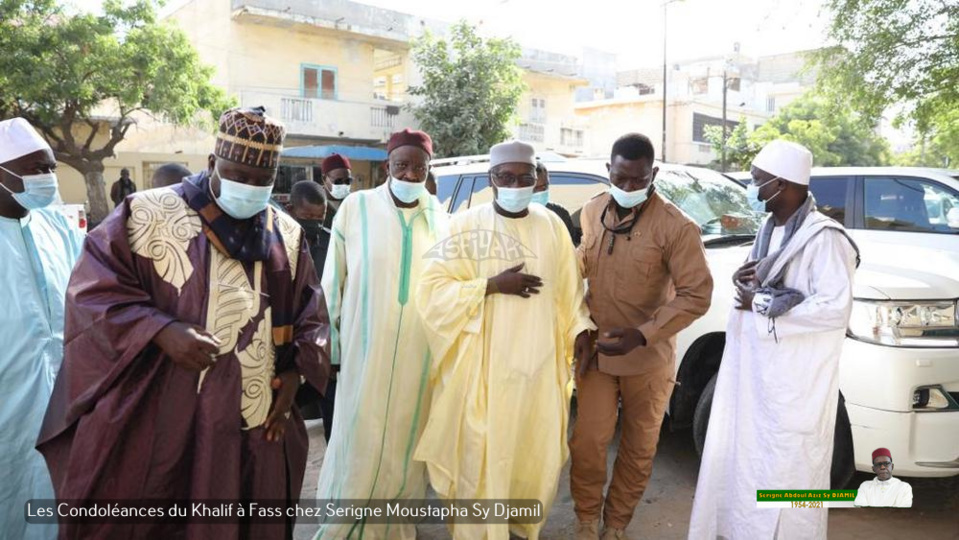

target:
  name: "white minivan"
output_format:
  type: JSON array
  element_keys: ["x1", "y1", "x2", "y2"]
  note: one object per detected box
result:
[{"x1": 435, "y1": 159, "x2": 959, "y2": 487}]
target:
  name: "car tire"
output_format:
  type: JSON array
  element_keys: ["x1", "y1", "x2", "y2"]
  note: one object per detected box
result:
[
  {"x1": 693, "y1": 373, "x2": 717, "y2": 457},
  {"x1": 831, "y1": 394, "x2": 855, "y2": 489}
]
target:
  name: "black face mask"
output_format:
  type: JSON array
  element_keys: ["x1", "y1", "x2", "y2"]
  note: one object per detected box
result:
[{"x1": 297, "y1": 219, "x2": 328, "y2": 236}]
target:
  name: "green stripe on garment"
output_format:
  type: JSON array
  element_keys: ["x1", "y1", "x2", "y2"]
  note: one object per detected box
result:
[
  {"x1": 396, "y1": 209, "x2": 413, "y2": 306},
  {"x1": 392, "y1": 348, "x2": 432, "y2": 500},
  {"x1": 359, "y1": 195, "x2": 371, "y2": 358},
  {"x1": 348, "y1": 306, "x2": 408, "y2": 539}
]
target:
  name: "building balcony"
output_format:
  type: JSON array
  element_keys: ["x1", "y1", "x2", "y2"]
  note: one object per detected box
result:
[{"x1": 240, "y1": 90, "x2": 416, "y2": 143}]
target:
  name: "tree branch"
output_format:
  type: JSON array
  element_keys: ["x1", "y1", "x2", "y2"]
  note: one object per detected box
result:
[{"x1": 82, "y1": 119, "x2": 100, "y2": 152}]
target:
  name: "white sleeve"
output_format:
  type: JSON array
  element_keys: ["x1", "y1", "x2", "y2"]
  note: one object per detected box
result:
[
  {"x1": 896, "y1": 483, "x2": 913, "y2": 508},
  {"x1": 753, "y1": 229, "x2": 857, "y2": 340}
]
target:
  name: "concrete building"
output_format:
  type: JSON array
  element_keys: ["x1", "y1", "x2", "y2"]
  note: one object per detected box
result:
[
  {"x1": 515, "y1": 49, "x2": 590, "y2": 156},
  {"x1": 166, "y1": 0, "x2": 435, "y2": 194},
  {"x1": 580, "y1": 48, "x2": 819, "y2": 165}
]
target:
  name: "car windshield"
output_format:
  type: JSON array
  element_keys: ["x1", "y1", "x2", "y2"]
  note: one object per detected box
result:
[{"x1": 655, "y1": 167, "x2": 762, "y2": 236}]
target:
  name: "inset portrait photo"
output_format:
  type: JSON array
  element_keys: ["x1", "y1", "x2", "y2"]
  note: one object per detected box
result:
[{"x1": 854, "y1": 448, "x2": 913, "y2": 508}]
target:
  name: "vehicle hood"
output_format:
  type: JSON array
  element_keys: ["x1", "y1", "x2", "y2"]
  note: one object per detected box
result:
[{"x1": 854, "y1": 244, "x2": 959, "y2": 300}]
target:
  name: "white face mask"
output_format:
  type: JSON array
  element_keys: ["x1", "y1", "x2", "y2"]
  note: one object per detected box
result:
[
  {"x1": 0, "y1": 166, "x2": 60, "y2": 210},
  {"x1": 328, "y1": 182, "x2": 350, "y2": 200},
  {"x1": 495, "y1": 185, "x2": 536, "y2": 213},
  {"x1": 609, "y1": 184, "x2": 651, "y2": 209},
  {"x1": 213, "y1": 170, "x2": 274, "y2": 220},
  {"x1": 389, "y1": 176, "x2": 426, "y2": 204}
]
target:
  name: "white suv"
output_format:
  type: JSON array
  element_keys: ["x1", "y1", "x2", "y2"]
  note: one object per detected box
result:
[
  {"x1": 435, "y1": 159, "x2": 959, "y2": 487},
  {"x1": 806, "y1": 167, "x2": 959, "y2": 481}
]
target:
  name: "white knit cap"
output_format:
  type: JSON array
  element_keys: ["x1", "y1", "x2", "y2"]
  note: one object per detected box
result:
[
  {"x1": 0, "y1": 118, "x2": 52, "y2": 165},
  {"x1": 751, "y1": 139, "x2": 813, "y2": 185},
  {"x1": 490, "y1": 140, "x2": 536, "y2": 168}
]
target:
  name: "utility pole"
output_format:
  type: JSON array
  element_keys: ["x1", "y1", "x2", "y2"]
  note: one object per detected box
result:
[
  {"x1": 662, "y1": 0, "x2": 682, "y2": 162},
  {"x1": 721, "y1": 67, "x2": 728, "y2": 172},
  {"x1": 662, "y1": 4, "x2": 668, "y2": 162}
]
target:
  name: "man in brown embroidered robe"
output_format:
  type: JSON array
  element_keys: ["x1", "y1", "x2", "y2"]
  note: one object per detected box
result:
[{"x1": 37, "y1": 107, "x2": 330, "y2": 539}]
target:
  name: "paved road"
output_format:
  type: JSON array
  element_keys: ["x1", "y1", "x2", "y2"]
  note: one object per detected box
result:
[{"x1": 296, "y1": 418, "x2": 959, "y2": 539}]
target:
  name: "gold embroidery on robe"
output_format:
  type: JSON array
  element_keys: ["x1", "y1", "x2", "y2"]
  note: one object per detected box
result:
[
  {"x1": 275, "y1": 210, "x2": 302, "y2": 280},
  {"x1": 237, "y1": 310, "x2": 276, "y2": 429},
  {"x1": 197, "y1": 249, "x2": 263, "y2": 394},
  {"x1": 127, "y1": 188, "x2": 202, "y2": 294}
]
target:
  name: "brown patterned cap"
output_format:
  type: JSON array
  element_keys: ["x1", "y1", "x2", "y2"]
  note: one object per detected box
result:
[{"x1": 214, "y1": 106, "x2": 286, "y2": 169}]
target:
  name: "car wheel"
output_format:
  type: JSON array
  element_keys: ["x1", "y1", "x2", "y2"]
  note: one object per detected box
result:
[
  {"x1": 831, "y1": 394, "x2": 855, "y2": 489},
  {"x1": 693, "y1": 373, "x2": 717, "y2": 457}
]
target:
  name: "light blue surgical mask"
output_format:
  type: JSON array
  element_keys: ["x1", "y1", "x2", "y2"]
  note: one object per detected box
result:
[
  {"x1": 531, "y1": 189, "x2": 550, "y2": 206},
  {"x1": 0, "y1": 166, "x2": 60, "y2": 210},
  {"x1": 389, "y1": 177, "x2": 426, "y2": 204},
  {"x1": 609, "y1": 184, "x2": 650, "y2": 209},
  {"x1": 214, "y1": 172, "x2": 273, "y2": 220},
  {"x1": 746, "y1": 177, "x2": 781, "y2": 213},
  {"x1": 495, "y1": 185, "x2": 535, "y2": 213},
  {"x1": 328, "y1": 182, "x2": 351, "y2": 200}
]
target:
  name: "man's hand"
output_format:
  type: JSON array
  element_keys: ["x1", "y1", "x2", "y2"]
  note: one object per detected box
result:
[
  {"x1": 735, "y1": 286, "x2": 755, "y2": 311},
  {"x1": 596, "y1": 327, "x2": 646, "y2": 356},
  {"x1": 265, "y1": 371, "x2": 301, "y2": 442},
  {"x1": 733, "y1": 260, "x2": 760, "y2": 289},
  {"x1": 574, "y1": 330, "x2": 597, "y2": 383},
  {"x1": 486, "y1": 263, "x2": 543, "y2": 298},
  {"x1": 153, "y1": 322, "x2": 222, "y2": 372}
]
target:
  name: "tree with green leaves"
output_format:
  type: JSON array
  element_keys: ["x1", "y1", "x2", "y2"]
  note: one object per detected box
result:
[
  {"x1": 0, "y1": 0, "x2": 232, "y2": 223},
  {"x1": 408, "y1": 21, "x2": 526, "y2": 159},
  {"x1": 704, "y1": 118, "x2": 759, "y2": 172},
  {"x1": 818, "y1": 0, "x2": 958, "y2": 166},
  {"x1": 706, "y1": 93, "x2": 890, "y2": 169}
]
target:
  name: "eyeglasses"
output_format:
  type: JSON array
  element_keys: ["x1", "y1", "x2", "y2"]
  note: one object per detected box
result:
[
  {"x1": 873, "y1": 461, "x2": 892, "y2": 469},
  {"x1": 490, "y1": 172, "x2": 537, "y2": 186}
]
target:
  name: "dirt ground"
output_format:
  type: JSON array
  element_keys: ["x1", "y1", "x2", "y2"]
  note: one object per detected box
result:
[{"x1": 295, "y1": 418, "x2": 959, "y2": 540}]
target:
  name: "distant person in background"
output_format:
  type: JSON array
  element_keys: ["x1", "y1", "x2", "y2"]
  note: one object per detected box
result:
[
  {"x1": 151, "y1": 163, "x2": 192, "y2": 189},
  {"x1": 534, "y1": 160, "x2": 578, "y2": 243},
  {"x1": 854, "y1": 448, "x2": 913, "y2": 508},
  {"x1": 425, "y1": 170, "x2": 437, "y2": 196},
  {"x1": 109, "y1": 167, "x2": 136, "y2": 207},
  {"x1": 288, "y1": 180, "x2": 336, "y2": 440},
  {"x1": 315, "y1": 153, "x2": 352, "y2": 233},
  {"x1": 0, "y1": 117, "x2": 83, "y2": 540}
]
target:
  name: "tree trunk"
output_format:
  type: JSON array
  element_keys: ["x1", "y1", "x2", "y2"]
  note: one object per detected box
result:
[{"x1": 82, "y1": 165, "x2": 110, "y2": 226}]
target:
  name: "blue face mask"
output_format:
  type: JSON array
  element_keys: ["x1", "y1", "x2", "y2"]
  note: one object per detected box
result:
[
  {"x1": 746, "y1": 178, "x2": 781, "y2": 213},
  {"x1": 0, "y1": 167, "x2": 60, "y2": 210},
  {"x1": 389, "y1": 177, "x2": 426, "y2": 204},
  {"x1": 214, "y1": 172, "x2": 273, "y2": 220},
  {"x1": 530, "y1": 189, "x2": 550, "y2": 206},
  {"x1": 495, "y1": 185, "x2": 535, "y2": 213},
  {"x1": 609, "y1": 184, "x2": 650, "y2": 209}
]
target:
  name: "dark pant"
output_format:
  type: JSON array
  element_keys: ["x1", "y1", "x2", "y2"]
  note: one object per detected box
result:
[
  {"x1": 319, "y1": 378, "x2": 337, "y2": 442},
  {"x1": 295, "y1": 377, "x2": 337, "y2": 442}
]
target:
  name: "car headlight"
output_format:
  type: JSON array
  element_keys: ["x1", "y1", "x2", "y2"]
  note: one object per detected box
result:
[{"x1": 848, "y1": 299, "x2": 959, "y2": 347}]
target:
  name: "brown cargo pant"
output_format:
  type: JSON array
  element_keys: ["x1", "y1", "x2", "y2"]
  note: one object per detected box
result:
[{"x1": 569, "y1": 361, "x2": 674, "y2": 530}]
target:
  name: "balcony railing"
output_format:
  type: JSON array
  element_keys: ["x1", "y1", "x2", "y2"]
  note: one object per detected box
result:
[
  {"x1": 518, "y1": 123, "x2": 545, "y2": 143},
  {"x1": 240, "y1": 91, "x2": 415, "y2": 142},
  {"x1": 371, "y1": 105, "x2": 402, "y2": 129},
  {"x1": 281, "y1": 97, "x2": 313, "y2": 123}
]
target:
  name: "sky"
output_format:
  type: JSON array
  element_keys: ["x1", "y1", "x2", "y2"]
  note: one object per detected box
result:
[
  {"x1": 354, "y1": 0, "x2": 831, "y2": 68},
  {"x1": 70, "y1": 0, "x2": 832, "y2": 68}
]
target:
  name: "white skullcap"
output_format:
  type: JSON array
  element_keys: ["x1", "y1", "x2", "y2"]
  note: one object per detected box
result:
[
  {"x1": 0, "y1": 118, "x2": 52, "y2": 165},
  {"x1": 751, "y1": 139, "x2": 813, "y2": 186},
  {"x1": 490, "y1": 140, "x2": 536, "y2": 168}
]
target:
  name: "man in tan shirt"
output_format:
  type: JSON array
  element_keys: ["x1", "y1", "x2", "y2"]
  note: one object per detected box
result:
[{"x1": 571, "y1": 133, "x2": 713, "y2": 540}]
